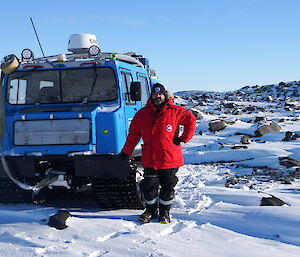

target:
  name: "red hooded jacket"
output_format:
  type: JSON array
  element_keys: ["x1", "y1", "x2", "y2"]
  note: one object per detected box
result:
[{"x1": 122, "y1": 98, "x2": 196, "y2": 170}]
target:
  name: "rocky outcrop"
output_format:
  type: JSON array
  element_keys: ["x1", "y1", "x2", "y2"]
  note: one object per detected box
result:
[{"x1": 255, "y1": 121, "x2": 281, "y2": 136}]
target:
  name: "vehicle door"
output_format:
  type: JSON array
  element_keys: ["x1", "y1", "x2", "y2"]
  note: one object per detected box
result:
[
  {"x1": 137, "y1": 74, "x2": 150, "y2": 107},
  {"x1": 120, "y1": 70, "x2": 139, "y2": 135}
]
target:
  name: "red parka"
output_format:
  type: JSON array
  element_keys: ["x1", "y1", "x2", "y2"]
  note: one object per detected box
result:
[{"x1": 122, "y1": 97, "x2": 196, "y2": 170}]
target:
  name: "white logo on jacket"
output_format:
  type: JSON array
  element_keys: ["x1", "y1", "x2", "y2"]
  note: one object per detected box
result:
[{"x1": 166, "y1": 124, "x2": 173, "y2": 132}]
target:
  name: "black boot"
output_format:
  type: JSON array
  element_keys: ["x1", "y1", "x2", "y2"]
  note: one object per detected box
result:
[
  {"x1": 139, "y1": 203, "x2": 158, "y2": 223},
  {"x1": 158, "y1": 203, "x2": 171, "y2": 224}
]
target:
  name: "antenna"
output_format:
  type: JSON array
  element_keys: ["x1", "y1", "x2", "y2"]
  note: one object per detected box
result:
[{"x1": 30, "y1": 17, "x2": 45, "y2": 57}]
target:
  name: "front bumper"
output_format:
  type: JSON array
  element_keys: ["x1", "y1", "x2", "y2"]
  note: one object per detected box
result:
[{"x1": 0, "y1": 155, "x2": 133, "y2": 178}]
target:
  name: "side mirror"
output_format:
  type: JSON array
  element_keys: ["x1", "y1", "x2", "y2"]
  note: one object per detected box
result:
[{"x1": 130, "y1": 82, "x2": 141, "y2": 101}]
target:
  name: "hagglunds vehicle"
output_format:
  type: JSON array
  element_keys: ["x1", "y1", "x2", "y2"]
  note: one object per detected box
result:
[{"x1": 0, "y1": 34, "x2": 158, "y2": 208}]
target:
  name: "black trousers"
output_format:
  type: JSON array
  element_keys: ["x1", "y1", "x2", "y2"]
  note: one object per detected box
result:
[{"x1": 139, "y1": 168, "x2": 179, "y2": 205}]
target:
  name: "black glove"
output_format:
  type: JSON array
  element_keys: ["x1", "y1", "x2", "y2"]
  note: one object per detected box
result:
[
  {"x1": 173, "y1": 136, "x2": 184, "y2": 145},
  {"x1": 118, "y1": 151, "x2": 129, "y2": 160}
]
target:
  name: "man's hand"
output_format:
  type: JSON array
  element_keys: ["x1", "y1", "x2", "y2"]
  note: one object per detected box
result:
[
  {"x1": 173, "y1": 136, "x2": 184, "y2": 145},
  {"x1": 118, "y1": 151, "x2": 129, "y2": 160}
]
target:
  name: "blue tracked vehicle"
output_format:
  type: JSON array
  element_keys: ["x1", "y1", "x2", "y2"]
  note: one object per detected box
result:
[{"x1": 0, "y1": 34, "x2": 158, "y2": 208}]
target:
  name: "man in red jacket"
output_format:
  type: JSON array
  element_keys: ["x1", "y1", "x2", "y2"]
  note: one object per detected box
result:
[{"x1": 119, "y1": 83, "x2": 196, "y2": 223}]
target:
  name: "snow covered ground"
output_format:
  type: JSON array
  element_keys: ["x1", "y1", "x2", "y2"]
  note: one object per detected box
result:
[{"x1": 0, "y1": 95, "x2": 300, "y2": 256}]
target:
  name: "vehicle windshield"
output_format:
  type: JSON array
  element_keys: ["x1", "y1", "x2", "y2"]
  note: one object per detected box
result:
[{"x1": 7, "y1": 67, "x2": 118, "y2": 104}]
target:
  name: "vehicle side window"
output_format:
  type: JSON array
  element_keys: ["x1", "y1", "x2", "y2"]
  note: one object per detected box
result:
[
  {"x1": 138, "y1": 75, "x2": 150, "y2": 106},
  {"x1": 121, "y1": 72, "x2": 133, "y2": 105},
  {"x1": 9, "y1": 79, "x2": 27, "y2": 104}
]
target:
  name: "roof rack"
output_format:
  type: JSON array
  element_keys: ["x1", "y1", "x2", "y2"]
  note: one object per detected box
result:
[{"x1": 24, "y1": 52, "x2": 144, "y2": 68}]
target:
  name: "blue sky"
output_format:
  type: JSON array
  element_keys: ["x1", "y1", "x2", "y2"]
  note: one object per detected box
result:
[{"x1": 1, "y1": 0, "x2": 300, "y2": 93}]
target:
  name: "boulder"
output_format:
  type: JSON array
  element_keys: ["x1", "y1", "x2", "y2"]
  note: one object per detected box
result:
[
  {"x1": 255, "y1": 116, "x2": 266, "y2": 122},
  {"x1": 282, "y1": 131, "x2": 300, "y2": 141},
  {"x1": 48, "y1": 210, "x2": 72, "y2": 230},
  {"x1": 225, "y1": 176, "x2": 238, "y2": 187},
  {"x1": 261, "y1": 196, "x2": 285, "y2": 206},
  {"x1": 209, "y1": 120, "x2": 227, "y2": 132},
  {"x1": 190, "y1": 108, "x2": 203, "y2": 119},
  {"x1": 241, "y1": 135, "x2": 251, "y2": 144},
  {"x1": 255, "y1": 121, "x2": 281, "y2": 136},
  {"x1": 278, "y1": 156, "x2": 300, "y2": 168}
]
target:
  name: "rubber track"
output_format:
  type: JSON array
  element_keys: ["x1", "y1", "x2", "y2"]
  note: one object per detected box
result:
[
  {"x1": 0, "y1": 178, "x2": 34, "y2": 203},
  {"x1": 92, "y1": 167, "x2": 144, "y2": 210}
]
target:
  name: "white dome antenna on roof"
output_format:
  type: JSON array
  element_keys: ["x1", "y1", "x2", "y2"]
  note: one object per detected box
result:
[{"x1": 68, "y1": 34, "x2": 100, "y2": 54}]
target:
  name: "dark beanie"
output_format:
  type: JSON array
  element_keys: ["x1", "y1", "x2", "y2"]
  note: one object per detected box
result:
[{"x1": 151, "y1": 83, "x2": 166, "y2": 95}]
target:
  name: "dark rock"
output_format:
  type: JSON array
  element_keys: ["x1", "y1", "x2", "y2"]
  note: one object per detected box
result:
[
  {"x1": 225, "y1": 177, "x2": 238, "y2": 187},
  {"x1": 209, "y1": 120, "x2": 227, "y2": 132},
  {"x1": 290, "y1": 168, "x2": 300, "y2": 179},
  {"x1": 191, "y1": 109, "x2": 203, "y2": 119},
  {"x1": 246, "y1": 106, "x2": 256, "y2": 112},
  {"x1": 255, "y1": 116, "x2": 266, "y2": 122},
  {"x1": 279, "y1": 82, "x2": 286, "y2": 86},
  {"x1": 231, "y1": 145, "x2": 248, "y2": 149},
  {"x1": 241, "y1": 135, "x2": 251, "y2": 144},
  {"x1": 261, "y1": 196, "x2": 285, "y2": 206},
  {"x1": 225, "y1": 120, "x2": 237, "y2": 125},
  {"x1": 223, "y1": 103, "x2": 236, "y2": 109},
  {"x1": 233, "y1": 109, "x2": 243, "y2": 115},
  {"x1": 282, "y1": 131, "x2": 300, "y2": 141},
  {"x1": 265, "y1": 96, "x2": 273, "y2": 101},
  {"x1": 48, "y1": 210, "x2": 72, "y2": 230},
  {"x1": 278, "y1": 156, "x2": 300, "y2": 168},
  {"x1": 255, "y1": 121, "x2": 281, "y2": 136},
  {"x1": 281, "y1": 178, "x2": 292, "y2": 184}
]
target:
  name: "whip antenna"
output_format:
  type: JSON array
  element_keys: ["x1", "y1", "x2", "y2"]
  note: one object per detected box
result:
[{"x1": 30, "y1": 17, "x2": 45, "y2": 57}]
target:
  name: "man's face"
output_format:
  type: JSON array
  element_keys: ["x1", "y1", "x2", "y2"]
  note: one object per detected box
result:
[{"x1": 152, "y1": 91, "x2": 166, "y2": 106}]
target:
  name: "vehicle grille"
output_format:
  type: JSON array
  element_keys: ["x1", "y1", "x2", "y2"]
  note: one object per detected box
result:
[{"x1": 14, "y1": 119, "x2": 90, "y2": 145}]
